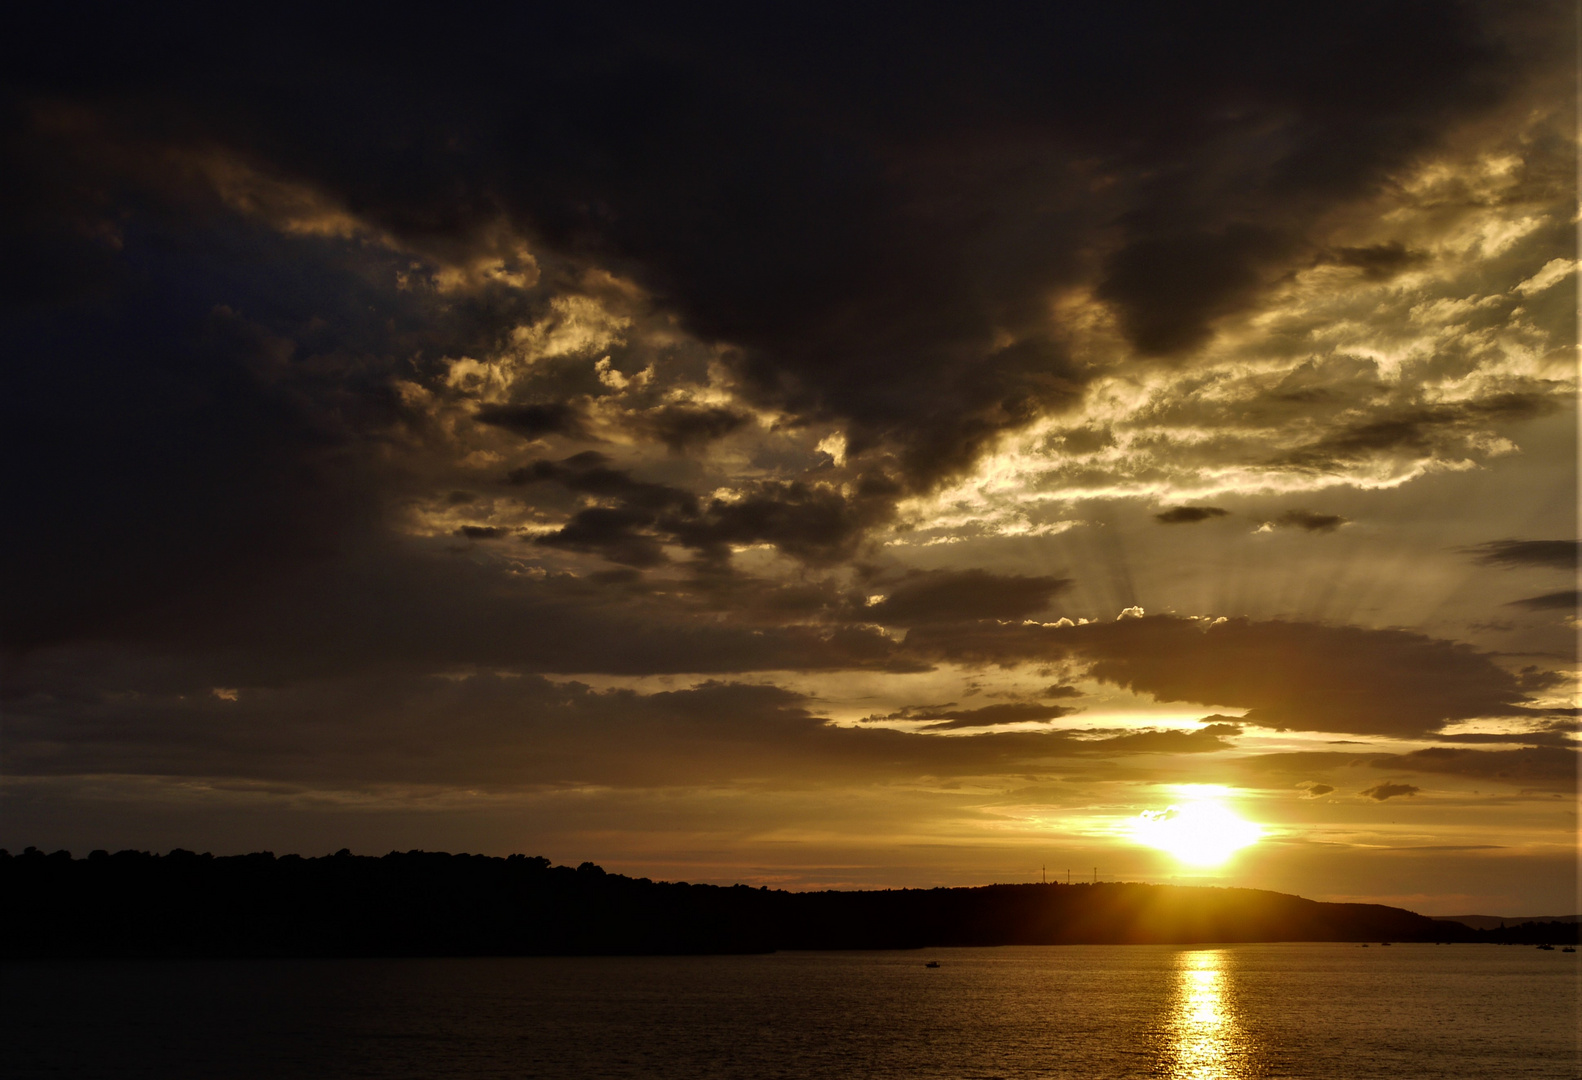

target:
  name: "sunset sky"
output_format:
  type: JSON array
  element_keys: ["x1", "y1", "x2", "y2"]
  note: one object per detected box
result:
[{"x1": 3, "y1": 2, "x2": 1576, "y2": 915}]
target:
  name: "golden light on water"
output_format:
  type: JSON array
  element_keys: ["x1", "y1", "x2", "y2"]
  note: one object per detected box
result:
[
  {"x1": 1165, "y1": 950, "x2": 1256, "y2": 1079},
  {"x1": 1132, "y1": 799, "x2": 1262, "y2": 866}
]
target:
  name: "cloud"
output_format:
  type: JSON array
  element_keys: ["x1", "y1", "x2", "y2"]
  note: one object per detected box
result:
[
  {"x1": 474, "y1": 402, "x2": 588, "y2": 441},
  {"x1": 2, "y1": 299, "x2": 379, "y2": 650},
  {"x1": 6, "y1": 0, "x2": 1550, "y2": 499},
  {"x1": 1, "y1": 670, "x2": 1238, "y2": 793},
  {"x1": 1078, "y1": 619, "x2": 1534, "y2": 737},
  {"x1": 0, "y1": 550, "x2": 936, "y2": 694},
  {"x1": 1066, "y1": 725, "x2": 1242, "y2": 754},
  {"x1": 1375, "y1": 747, "x2": 1577, "y2": 789},
  {"x1": 536, "y1": 508, "x2": 671, "y2": 568},
  {"x1": 958, "y1": 358, "x2": 1572, "y2": 509},
  {"x1": 1155, "y1": 507, "x2": 1229, "y2": 525},
  {"x1": 506, "y1": 454, "x2": 695, "y2": 567},
  {"x1": 646, "y1": 406, "x2": 751, "y2": 453},
  {"x1": 1468, "y1": 539, "x2": 1578, "y2": 570},
  {"x1": 506, "y1": 452, "x2": 688, "y2": 506},
  {"x1": 505, "y1": 454, "x2": 897, "y2": 568},
  {"x1": 1244, "y1": 745, "x2": 1578, "y2": 793},
  {"x1": 1325, "y1": 242, "x2": 1430, "y2": 280},
  {"x1": 1276, "y1": 394, "x2": 1563, "y2": 474},
  {"x1": 0, "y1": 3, "x2": 1564, "y2": 665},
  {"x1": 0, "y1": 1, "x2": 1573, "y2": 878},
  {"x1": 866, "y1": 701, "x2": 1077, "y2": 730},
  {"x1": 1360, "y1": 782, "x2": 1421, "y2": 801},
  {"x1": 1095, "y1": 724, "x2": 1243, "y2": 753},
  {"x1": 1507, "y1": 590, "x2": 1577, "y2": 611},
  {"x1": 1097, "y1": 225, "x2": 1291, "y2": 356},
  {"x1": 1511, "y1": 257, "x2": 1576, "y2": 296},
  {"x1": 1264, "y1": 510, "x2": 1348, "y2": 533},
  {"x1": 863, "y1": 569, "x2": 1070, "y2": 626},
  {"x1": 1297, "y1": 782, "x2": 1336, "y2": 798},
  {"x1": 5, "y1": 675, "x2": 854, "y2": 788},
  {"x1": 1435, "y1": 727, "x2": 1577, "y2": 749},
  {"x1": 905, "y1": 615, "x2": 1548, "y2": 738},
  {"x1": 668, "y1": 479, "x2": 899, "y2": 567}
]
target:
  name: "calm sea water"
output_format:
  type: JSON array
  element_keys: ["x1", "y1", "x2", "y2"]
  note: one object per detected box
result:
[{"x1": 4, "y1": 944, "x2": 1576, "y2": 1078}]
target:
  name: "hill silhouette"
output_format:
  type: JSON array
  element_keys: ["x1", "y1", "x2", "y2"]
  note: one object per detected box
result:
[
  {"x1": 1436, "y1": 913, "x2": 1580, "y2": 931},
  {"x1": 4, "y1": 847, "x2": 1575, "y2": 958}
]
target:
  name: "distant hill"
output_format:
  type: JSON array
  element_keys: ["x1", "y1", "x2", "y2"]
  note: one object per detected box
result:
[
  {"x1": 1436, "y1": 914, "x2": 1581, "y2": 931},
  {"x1": 3, "y1": 847, "x2": 1575, "y2": 958}
]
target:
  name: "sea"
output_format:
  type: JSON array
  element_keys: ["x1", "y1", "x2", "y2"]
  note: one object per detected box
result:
[{"x1": 3, "y1": 943, "x2": 1576, "y2": 1078}]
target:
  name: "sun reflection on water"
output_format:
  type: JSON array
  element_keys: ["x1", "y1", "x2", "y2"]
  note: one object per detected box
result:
[{"x1": 1164, "y1": 950, "x2": 1259, "y2": 1079}]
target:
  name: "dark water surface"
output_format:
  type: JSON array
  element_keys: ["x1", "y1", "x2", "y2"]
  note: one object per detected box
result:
[{"x1": 4, "y1": 944, "x2": 1576, "y2": 1078}]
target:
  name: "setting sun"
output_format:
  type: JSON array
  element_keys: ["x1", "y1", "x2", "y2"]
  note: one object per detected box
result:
[{"x1": 1131, "y1": 801, "x2": 1263, "y2": 866}]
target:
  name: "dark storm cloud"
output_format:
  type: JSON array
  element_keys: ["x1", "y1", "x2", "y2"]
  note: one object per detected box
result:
[
  {"x1": 1467, "y1": 539, "x2": 1579, "y2": 570},
  {"x1": 1155, "y1": 507, "x2": 1229, "y2": 525},
  {"x1": 536, "y1": 509, "x2": 671, "y2": 568},
  {"x1": 1360, "y1": 782, "x2": 1420, "y2": 801},
  {"x1": 507, "y1": 453, "x2": 695, "y2": 566},
  {"x1": 0, "y1": 0, "x2": 1570, "y2": 829},
  {"x1": 0, "y1": 550, "x2": 927, "y2": 696},
  {"x1": 1096, "y1": 225, "x2": 1291, "y2": 356},
  {"x1": 1324, "y1": 241, "x2": 1430, "y2": 280},
  {"x1": 3, "y1": 675, "x2": 848, "y2": 788},
  {"x1": 1, "y1": 293, "x2": 387, "y2": 650},
  {"x1": 6, "y1": 1, "x2": 1546, "y2": 499},
  {"x1": 662, "y1": 574, "x2": 851, "y2": 626},
  {"x1": 454, "y1": 525, "x2": 509, "y2": 540},
  {"x1": 506, "y1": 452, "x2": 689, "y2": 506},
  {"x1": 1515, "y1": 668, "x2": 1569, "y2": 693},
  {"x1": 1074, "y1": 619, "x2": 1536, "y2": 737},
  {"x1": 511, "y1": 451, "x2": 897, "y2": 568},
  {"x1": 905, "y1": 615, "x2": 1548, "y2": 738},
  {"x1": 668, "y1": 479, "x2": 899, "y2": 567},
  {"x1": 646, "y1": 406, "x2": 751, "y2": 453},
  {"x1": 863, "y1": 569, "x2": 1071, "y2": 625},
  {"x1": 1298, "y1": 782, "x2": 1336, "y2": 798},
  {"x1": 1506, "y1": 590, "x2": 1578, "y2": 611},
  {"x1": 474, "y1": 402, "x2": 588, "y2": 440},
  {"x1": 1, "y1": 671, "x2": 1230, "y2": 791}
]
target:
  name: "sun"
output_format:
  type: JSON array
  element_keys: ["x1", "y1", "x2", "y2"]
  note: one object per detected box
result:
[{"x1": 1131, "y1": 800, "x2": 1262, "y2": 866}]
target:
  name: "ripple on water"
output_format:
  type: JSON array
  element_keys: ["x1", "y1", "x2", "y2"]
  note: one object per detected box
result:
[{"x1": 3, "y1": 943, "x2": 1576, "y2": 1079}]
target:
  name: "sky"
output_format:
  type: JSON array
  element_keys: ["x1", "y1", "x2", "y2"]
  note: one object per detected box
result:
[{"x1": 2, "y1": 2, "x2": 1576, "y2": 916}]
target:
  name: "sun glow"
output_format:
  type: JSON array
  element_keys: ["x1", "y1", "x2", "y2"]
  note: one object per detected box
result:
[{"x1": 1132, "y1": 800, "x2": 1263, "y2": 866}]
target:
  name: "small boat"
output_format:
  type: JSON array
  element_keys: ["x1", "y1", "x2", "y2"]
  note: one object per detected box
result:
[
  {"x1": 924, "y1": 960, "x2": 941, "y2": 968},
  {"x1": 1536, "y1": 944, "x2": 1554, "y2": 951},
  {"x1": 1562, "y1": 947, "x2": 1575, "y2": 953},
  {"x1": 1379, "y1": 942, "x2": 1391, "y2": 947}
]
